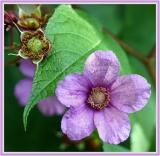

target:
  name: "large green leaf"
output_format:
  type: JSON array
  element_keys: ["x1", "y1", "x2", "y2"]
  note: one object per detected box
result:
[{"x1": 23, "y1": 5, "x2": 131, "y2": 130}]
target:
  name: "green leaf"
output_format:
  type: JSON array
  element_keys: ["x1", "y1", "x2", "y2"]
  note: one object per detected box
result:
[
  {"x1": 23, "y1": 5, "x2": 131, "y2": 130},
  {"x1": 130, "y1": 122, "x2": 150, "y2": 152},
  {"x1": 103, "y1": 144, "x2": 129, "y2": 152},
  {"x1": 75, "y1": 9, "x2": 102, "y2": 32}
]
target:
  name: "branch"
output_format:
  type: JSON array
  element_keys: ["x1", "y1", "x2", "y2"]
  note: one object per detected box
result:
[
  {"x1": 146, "y1": 45, "x2": 156, "y2": 82},
  {"x1": 146, "y1": 61, "x2": 155, "y2": 83},
  {"x1": 147, "y1": 45, "x2": 155, "y2": 60},
  {"x1": 103, "y1": 28, "x2": 155, "y2": 83},
  {"x1": 103, "y1": 28, "x2": 147, "y2": 63},
  {"x1": 5, "y1": 57, "x2": 20, "y2": 67},
  {"x1": 5, "y1": 44, "x2": 20, "y2": 51}
]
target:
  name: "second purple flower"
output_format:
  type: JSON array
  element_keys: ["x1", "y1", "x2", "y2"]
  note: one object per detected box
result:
[{"x1": 14, "y1": 59, "x2": 65, "y2": 116}]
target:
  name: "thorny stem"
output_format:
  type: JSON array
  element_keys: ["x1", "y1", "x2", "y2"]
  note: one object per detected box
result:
[{"x1": 103, "y1": 28, "x2": 155, "y2": 84}]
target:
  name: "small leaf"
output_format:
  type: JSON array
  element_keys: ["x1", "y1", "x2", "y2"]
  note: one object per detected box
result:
[
  {"x1": 130, "y1": 122, "x2": 150, "y2": 152},
  {"x1": 18, "y1": 4, "x2": 40, "y2": 15},
  {"x1": 103, "y1": 144, "x2": 129, "y2": 152}
]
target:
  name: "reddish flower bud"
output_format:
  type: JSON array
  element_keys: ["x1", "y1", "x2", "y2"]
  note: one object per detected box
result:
[{"x1": 4, "y1": 11, "x2": 17, "y2": 31}]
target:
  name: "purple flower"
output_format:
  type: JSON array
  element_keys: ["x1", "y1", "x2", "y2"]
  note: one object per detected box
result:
[
  {"x1": 19, "y1": 59, "x2": 36, "y2": 78},
  {"x1": 55, "y1": 51, "x2": 151, "y2": 144},
  {"x1": 14, "y1": 59, "x2": 65, "y2": 116},
  {"x1": 15, "y1": 78, "x2": 32, "y2": 107}
]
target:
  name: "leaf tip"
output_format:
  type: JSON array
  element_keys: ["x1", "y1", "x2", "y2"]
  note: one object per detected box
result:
[{"x1": 23, "y1": 106, "x2": 28, "y2": 132}]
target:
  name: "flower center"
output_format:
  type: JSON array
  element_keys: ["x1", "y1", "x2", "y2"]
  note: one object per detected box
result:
[
  {"x1": 27, "y1": 37, "x2": 43, "y2": 53},
  {"x1": 20, "y1": 30, "x2": 51, "y2": 61},
  {"x1": 87, "y1": 87, "x2": 110, "y2": 110}
]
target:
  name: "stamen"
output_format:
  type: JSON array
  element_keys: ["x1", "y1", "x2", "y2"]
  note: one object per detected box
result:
[{"x1": 87, "y1": 87, "x2": 110, "y2": 110}]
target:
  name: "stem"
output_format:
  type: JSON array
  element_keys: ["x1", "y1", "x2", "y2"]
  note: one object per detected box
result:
[
  {"x1": 10, "y1": 28, "x2": 14, "y2": 47},
  {"x1": 4, "y1": 11, "x2": 22, "y2": 34},
  {"x1": 5, "y1": 57, "x2": 20, "y2": 67},
  {"x1": 146, "y1": 45, "x2": 156, "y2": 82},
  {"x1": 103, "y1": 28, "x2": 155, "y2": 84},
  {"x1": 103, "y1": 28, "x2": 147, "y2": 63},
  {"x1": 5, "y1": 44, "x2": 20, "y2": 51},
  {"x1": 147, "y1": 45, "x2": 155, "y2": 60},
  {"x1": 146, "y1": 61, "x2": 155, "y2": 82}
]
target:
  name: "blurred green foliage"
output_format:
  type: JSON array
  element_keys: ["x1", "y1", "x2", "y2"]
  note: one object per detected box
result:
[{"x1": 5, "y1": 4, "x2": 156, "y2": 152}]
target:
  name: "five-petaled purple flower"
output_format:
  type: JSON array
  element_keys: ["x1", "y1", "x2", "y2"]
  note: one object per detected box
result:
[
  {"x1": 14, "y1": 59, "x2": 65, "y2": 116},
  {"x1": 56, "y1": 50, "x2": 151, "y2": 144}
]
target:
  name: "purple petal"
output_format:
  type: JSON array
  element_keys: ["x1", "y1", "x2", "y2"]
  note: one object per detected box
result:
[
  {"x1": 110, "y1": 74, "x2": 151, "y2": 113},
  {"x1": 56, "y1": 73, "x2": 91, "y2": 108},
  {"x1": 94, "y1": 106, "x2": 131, "y2": 144},
  {"x1": 19, "y1": 59, "x2": 36, "y2": 78},
  {"x1": 14, "y1": 78, "x2": 32, "y2": 106},
  {"x1": 37, "y1": 96, "x2": 65, "y2": 116},
  {"x1": 61, "y1": 105, "x2": 95, "y2": 140},
  {"x1": 84, "y1": 51, "x2": 120, "y2": 86}
]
